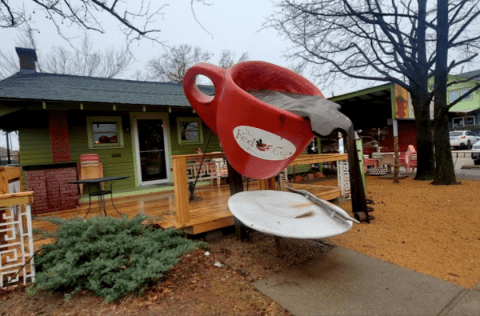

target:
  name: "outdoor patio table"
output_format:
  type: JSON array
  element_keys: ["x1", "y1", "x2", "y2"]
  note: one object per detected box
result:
[
  {"x1": 68, "y1": 176, "x2": 129, "y2": 217},
  {"x1": 371, "y1": 152, "x2": 395, "y2": 173}
]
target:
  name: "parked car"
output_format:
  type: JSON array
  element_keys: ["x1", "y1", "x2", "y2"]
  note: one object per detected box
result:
[
  {"x1": 449, "y1": 130, "x2": 477, "y2": 149},
  {"x1": 476, "y1": 131, "x2": 480, "y2": 142},
  {"x1": 472, "y1": 140, "x2": 480, "y2": 165}
]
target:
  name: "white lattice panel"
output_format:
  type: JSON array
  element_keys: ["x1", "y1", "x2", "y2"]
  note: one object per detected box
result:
[
  {"x1": 337, "y1": 161, "x2": 351, "y2": 198},
  {"x1": 0, "y1": 203, "x2": 35, "y2": 288}
]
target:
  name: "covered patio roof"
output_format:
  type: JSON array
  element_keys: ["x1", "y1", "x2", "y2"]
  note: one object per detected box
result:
[{"x1": 330, "y1": 84, "x2": 396, "y2": 131}]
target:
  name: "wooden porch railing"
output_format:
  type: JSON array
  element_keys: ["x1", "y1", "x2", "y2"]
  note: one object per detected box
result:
[{"x1": 172, "y1": 153, "x2": 348, "y2": 226}]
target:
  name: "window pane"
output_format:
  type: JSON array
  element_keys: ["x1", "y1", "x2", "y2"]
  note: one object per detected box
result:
[
  {"x1": 452, "y1": 118, "x2": 463, "y2": 128},
  {"x1": 92, "y1": 122, "x2": 118, "y2": 144},
  {"x1": 465, "y1": 117, "x2": 475, "y2": 126},
  {"x1": 180, "y1": 121, "x2": 199, "y2": 141},
  {"x1": 460, "y1": 89, "x2": 472, "y2": 100},
  {"x1": 449, "y1": 91, "x2": 459, "y2": 102}
]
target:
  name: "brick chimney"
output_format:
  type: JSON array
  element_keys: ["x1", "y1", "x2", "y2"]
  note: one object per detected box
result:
[{"x1": 15, "y1": 47, "x2": 37, "y2": 72}]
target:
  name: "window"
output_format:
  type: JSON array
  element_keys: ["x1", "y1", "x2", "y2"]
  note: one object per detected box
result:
[
  {"x1": 449, "y1": 91, "x2": 459, "y2": 103},
  {"x1": 452, "y1": 117, "x2": 464, "y2": 127},
  {"x1": 452, "y1": 116, "x2": 476, "y2": 128},
  {"x1": 177, "y1": 117, "x2": 203, "y2": 145},
  {"x1": 86, "y1": 116, "x2": 124, "y2": 149},
  {"x1": 450, "y1": 89, "x2": 473, "y2": 103},
  {"x1": 465, "y1": 116, "x2": 476, "y2": 126},
  {"x1": 460, "y1": 89, "x2": 472, "y2": 101}
]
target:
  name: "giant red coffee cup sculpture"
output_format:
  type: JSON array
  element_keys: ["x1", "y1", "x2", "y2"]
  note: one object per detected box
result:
[
  {"x1": 183, "y1": 61, "x2": 322, "y2": 179},
  {"x1": 183, "y1": 61, "x2": 371, "y2": 222}
]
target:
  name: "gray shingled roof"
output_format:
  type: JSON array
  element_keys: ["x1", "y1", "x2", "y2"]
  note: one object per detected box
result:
[
  {"x1": 0, "y1": 71, "x2": 214, "y2": 107},
  {"x1": 458, "y1": 69, "x2": 480, "y2": 80}
]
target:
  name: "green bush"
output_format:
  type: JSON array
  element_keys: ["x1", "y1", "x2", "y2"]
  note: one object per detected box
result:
[{"x1": 30, "y1": 215, "x2": 206, "y2": 302}]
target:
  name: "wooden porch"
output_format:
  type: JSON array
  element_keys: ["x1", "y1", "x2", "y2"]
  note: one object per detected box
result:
[{"x1": 32, "y1": 153, "x2": 348, "y2": 242}]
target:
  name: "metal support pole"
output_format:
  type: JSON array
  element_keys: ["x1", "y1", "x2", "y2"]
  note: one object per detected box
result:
[
  {"x1": 393, "y1": 120, "x2": 399, "y2": 184},
  {"x1": 226, "y1": 160, "x2": 250, "y2": 241},
  {"x1": 6, "y1": 131, "x2": 11, "y2": 165}
]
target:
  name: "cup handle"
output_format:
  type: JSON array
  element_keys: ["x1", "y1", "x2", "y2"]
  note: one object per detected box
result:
[{"x1": 183, "y1": 63, "x2": 226, "y2": 135}]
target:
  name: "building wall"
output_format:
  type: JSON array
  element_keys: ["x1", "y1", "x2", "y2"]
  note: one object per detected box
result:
[
  {"x1": 362, "y1": 120, "x2": 418, "y2": 155},
  {"x1": 447, "y1": 75, "x2": 480, "y2": 111},
  {"x1": 168, "y1": 111, "x2": 223, "y2": 155},
  {"x1": 68, "y1": 110, "x2": 137, "y2": 191},
  {"x1": 18, "y1": 111, "x2": 53, "y2": 166},
  {"x1": 447, "y1": 75, "x2": 480, "y2": 132},
  {"x1": 18, "y1": 108, "x2": 224, "y2": 193}
]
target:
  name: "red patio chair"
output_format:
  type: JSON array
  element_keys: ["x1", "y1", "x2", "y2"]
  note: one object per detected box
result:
[
  {"x1": 404, "y1": 145, "x2": 417, "y2": 175},
  {"x1": 78, "y1": 154, "x2": 104, "y2": 196}
]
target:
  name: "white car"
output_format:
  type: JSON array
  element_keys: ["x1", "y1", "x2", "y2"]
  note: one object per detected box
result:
[{"x1": 449, "y1": 130, "x2": 477, "y2": 149}]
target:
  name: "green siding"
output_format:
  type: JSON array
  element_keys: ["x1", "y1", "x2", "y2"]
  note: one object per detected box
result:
[
  {"x1": 17, "y1": 108, "x2": 225, "y2": 191},
  {"x1": 68, "y1": 111, "x2": 136, "y2": 191},
  {"x1": 169, "y1": 112, "x2": 223, "y2": 155},
  {"x1": 17, "y1": 111, "x2": 53, "y2": 189},
  {"x1": 443, "y1": 75, "x2": 480, "y2": 112},
  {"x1": 18, "y1": 112, "x2": 53, "y2": 166}
]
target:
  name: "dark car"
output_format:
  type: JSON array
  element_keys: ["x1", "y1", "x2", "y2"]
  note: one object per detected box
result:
[{"x1": 471, "y1": 139, "x2": 480, "y2": 165}]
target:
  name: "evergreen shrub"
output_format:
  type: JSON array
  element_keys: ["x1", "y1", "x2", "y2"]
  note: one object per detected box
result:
[{"x1": 30, "y1": 215, "x2": 206, "y2": 302}]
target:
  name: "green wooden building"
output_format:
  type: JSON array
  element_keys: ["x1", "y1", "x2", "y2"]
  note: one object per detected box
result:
[
  {"x1": 0, "y1": 48, "x2": 223, "y2": 212},
  {"x1": 446, "y1": 70, "x2": 480, "y2": 133}
]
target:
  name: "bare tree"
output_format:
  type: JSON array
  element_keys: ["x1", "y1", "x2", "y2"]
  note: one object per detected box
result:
[
  {"x1": 0, "y1": 0, "x2": 167, "y2": 45},
  {"x1": 218, "y1": 50, "x2": 248, "y2": 69},
  {"x1": 132, "y1": 69, "x2": 150, "y2": 81},
  {"x1": 146, "y1": 45, "x2": 214, "y2": 83},
  {"x1": 0, "y1": 26, "x2": 133, "y2": 79},
  {"x1": 267, "y1": 0, "x2": 480, "y2": 184},
  {"x1": 42, "y1": 36, "x2": 133, "y2": 78},
  {"x1": 0, "y1": 49, "x2": 18, "y2": 79},
  {"x1": 431, "y1": 0, "x2": 480, "y2": 184},
  {"x1": 146, "y1": 44, "x2": 249, "y2": 83}
]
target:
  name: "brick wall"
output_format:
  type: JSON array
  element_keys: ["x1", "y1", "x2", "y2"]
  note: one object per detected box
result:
[{"x1": 26, "y1": 167, "x2": 78, "y2": 215}]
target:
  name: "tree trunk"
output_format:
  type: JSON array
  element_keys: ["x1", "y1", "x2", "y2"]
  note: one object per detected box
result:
[
  {"x1": 409, "y1": 86, "x2": 435, "y2": 180},
  {"x1": 432, "y1": 111, "x2": 457, "y2": 185},
  {"x1": 432, "y1": 0, "x2": 458, "y2": 185},
  {"x1": 407, "y1": 0, "x2": 434, "y2": 180}
]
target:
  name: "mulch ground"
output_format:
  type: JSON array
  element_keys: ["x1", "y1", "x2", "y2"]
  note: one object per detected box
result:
[{"x1": 1, "y1": 175, "x2": 479, "y2": 315}]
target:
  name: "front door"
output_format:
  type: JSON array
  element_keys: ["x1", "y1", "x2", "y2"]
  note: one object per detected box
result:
[{"x1": 134, "y1": 115, "x2": 170, "y2": 185}]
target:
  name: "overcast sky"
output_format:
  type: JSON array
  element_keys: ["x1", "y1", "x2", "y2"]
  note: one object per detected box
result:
[{"x1": 1, "y1": 0, "x2": 373, "y2": 150}]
